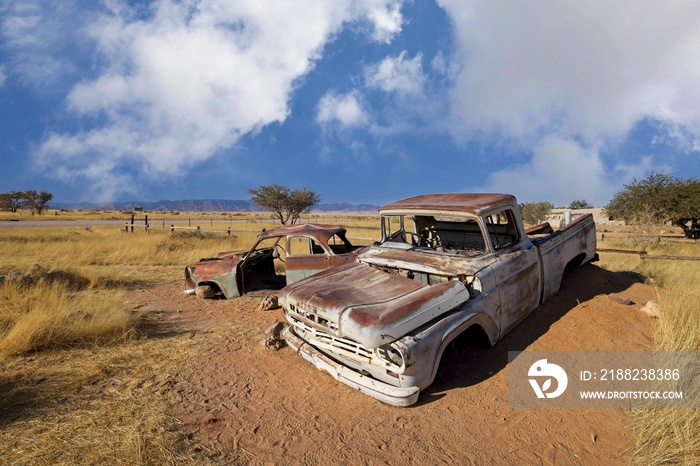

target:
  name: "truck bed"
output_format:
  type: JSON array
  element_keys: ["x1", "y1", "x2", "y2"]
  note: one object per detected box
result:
[{"x1": 530, "y1": 213, "x2": 597, "y2": 302}]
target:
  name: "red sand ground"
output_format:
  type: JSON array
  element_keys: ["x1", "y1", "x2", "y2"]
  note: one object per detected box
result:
[{"x1": 137, "y1": 262, "x2": 655, "y2": 464}]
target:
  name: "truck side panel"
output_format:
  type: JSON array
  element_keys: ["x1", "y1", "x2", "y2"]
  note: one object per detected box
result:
[
  {"x1": 491, "y1": 240, "x2": 541, "y2": 335},
  {"x1": 532, "y1": 214, "x2": 597, "y2": 302}
]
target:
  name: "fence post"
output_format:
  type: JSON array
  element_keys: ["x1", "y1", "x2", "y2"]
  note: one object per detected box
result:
[
  {"x1": 130, "y1": 214, "x2": 134, "y2": 233},
  {"x1": 227, "y1": 227, "x2": 231, "y2": 236},
  {"x1": 171, "y1": 224, "x2": 175, "y2": 233}
]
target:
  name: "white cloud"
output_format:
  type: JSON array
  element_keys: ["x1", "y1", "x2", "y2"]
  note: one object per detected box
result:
[
  {"x1": 612, "y1": 156, "x2": 665, "y2": 187},
  {"x1": 318, "y1": 51, "x2": 432, "y2": 137},
  {"x1": 650, "y1": 121, "x2": 700, "y2": 153},
  {"x1": 430, "y1": 51, "x2": 448, "y2": 76},
  {"x1": 365, "y1": 51, "x2": 425, "y2": 95},
  {"x1": 316, "y1": 91, "x2": 368, "y2": 128},
  {"x1": 438, "y1": 0, "x2": 700, "y2": 143},
  {"x1": 476, "y1": 136, "x2": 610, "y2": 206},
  {"x1": 0, "y1": 0, "x2": 82, "y2": 87},
  {"x1": 21, "y1": 0, "x2": 404, "y2": 200},
  {"x1": 478, "y1": 135, "x2": 672, "y2": 207},
  {"x1": 435, "y1": 0, "x2": 700, "y2": 204},
  {"x1": 361, "y1": 0, "x2": 404, "y2": 43},
  {"x1": 0, "y1": 65, "x2": 6, "y2": 87}
]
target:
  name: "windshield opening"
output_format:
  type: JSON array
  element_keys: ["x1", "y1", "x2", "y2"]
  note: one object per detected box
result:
[{"x1": 379, "y1": 214, "x2": 487, "y2": 257}]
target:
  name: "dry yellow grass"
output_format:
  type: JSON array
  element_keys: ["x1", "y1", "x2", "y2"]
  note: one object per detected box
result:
[
  {"x1": 0, "y1": 316, "x2": 224, "y2": 465},
  {"x1": 0, "y1": 280, "x2": 133, "y2": 357},
  {"x1": 597, "y1": 233, "x2": 700, "y2": 465},
  {"x1": 0, "y1": 207, "x2": 379, "y2": 226},
  {"x1": 631, "y1": 262, "x2": 700, "y2": 466}
]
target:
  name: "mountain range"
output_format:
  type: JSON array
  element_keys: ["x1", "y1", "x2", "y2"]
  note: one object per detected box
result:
[{"x1": 52, "y1": 199, "x2": 379, "y2": 213}]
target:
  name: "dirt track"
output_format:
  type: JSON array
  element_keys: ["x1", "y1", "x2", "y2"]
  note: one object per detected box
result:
[{"x1": 137, "y1": 263, "x2": 655, "y2": 464}]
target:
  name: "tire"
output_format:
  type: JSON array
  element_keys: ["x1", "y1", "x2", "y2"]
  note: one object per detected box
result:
[{"x1": 195, "y1": 285, "x2": 217, "y2": 299}]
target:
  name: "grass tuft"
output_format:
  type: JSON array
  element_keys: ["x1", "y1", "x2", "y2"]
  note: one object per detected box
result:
[{"x1": 0, "y1": 278, "x2": 135, "y2": 357}]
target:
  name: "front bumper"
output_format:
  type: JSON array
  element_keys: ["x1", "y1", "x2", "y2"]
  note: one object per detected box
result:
[{"x1": 282, "y1": 326, "x2": 420, "y2": 407}]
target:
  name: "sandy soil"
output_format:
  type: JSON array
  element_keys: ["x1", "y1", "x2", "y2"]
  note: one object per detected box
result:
[{"x1": 137, "y1": 263, "x2": 655, "y2": 465}]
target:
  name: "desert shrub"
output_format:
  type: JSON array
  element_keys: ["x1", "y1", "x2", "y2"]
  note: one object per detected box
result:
[
  {"x1": 519, "y1": 201, "x2": 553, "y2": 226},
  {"x1": 605, "y1": 172, "x2": 700, "y2": 238}
]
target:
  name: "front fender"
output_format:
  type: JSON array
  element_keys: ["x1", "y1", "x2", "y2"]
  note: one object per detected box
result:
[
  {"x1": 185, "y1": 260, "x2": 241, "y2": 298},
  {"x1": 392, "y1": 295, "x2": 500, "y2": 390}
]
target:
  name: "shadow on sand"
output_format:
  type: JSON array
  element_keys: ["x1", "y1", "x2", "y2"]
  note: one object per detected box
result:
[{"x1": 417, "y1": 263, "x2": 647, "y2": 406}]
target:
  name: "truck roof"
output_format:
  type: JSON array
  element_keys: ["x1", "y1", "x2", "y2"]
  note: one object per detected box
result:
[{"x1": 379, "y1": 193, "x2": 515, "y2": 216}]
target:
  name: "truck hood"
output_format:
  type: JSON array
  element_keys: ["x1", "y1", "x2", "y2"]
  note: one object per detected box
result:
[{"x1": 280, "y1": 260, "x2": 470, "y2": 348}]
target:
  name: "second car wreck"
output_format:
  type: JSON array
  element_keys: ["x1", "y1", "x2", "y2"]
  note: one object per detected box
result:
[
  {"x1": 184, "y1": 224, "x2": 364, "y2": 299},
  {"x1": 280, "y1": 193, "x2": 598, "y2": 406}
]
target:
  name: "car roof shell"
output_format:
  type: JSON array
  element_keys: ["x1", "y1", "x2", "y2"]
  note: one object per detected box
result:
[
  {"x1": 380, "y1": 193, "x2": 515, "y2": 217},
  {"x1": 257, "y1": 223, "x2": 348, "y2": 244}
]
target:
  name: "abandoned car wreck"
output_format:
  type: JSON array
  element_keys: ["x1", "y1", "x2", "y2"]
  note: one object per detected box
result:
[
  {"x1": 184, "y1": 223, "x2": 364, "y2": 299},
  {"x1": 280, "y1": 193, "x2": 598, "y2": 406}
]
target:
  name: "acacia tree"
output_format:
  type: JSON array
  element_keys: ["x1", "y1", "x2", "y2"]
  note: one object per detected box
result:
[
  {"x1": 569, "y1": 199, "x2": 593, "y2": 209},
  {"x1": 248, "y1": 184, "x2": 320, "y2": 225},
  {"x1": 519, "y1": 201, "x2": 554, "y2": 226},
  {"x1": 0, "y1": 191, "x2": 26, "y2": 212},
  {"x1": 23, "y1": 190, "x2": 53, "y2": 215},
  {"x1": 605, "y1": 172, "x2": 700, "y2": 238}
]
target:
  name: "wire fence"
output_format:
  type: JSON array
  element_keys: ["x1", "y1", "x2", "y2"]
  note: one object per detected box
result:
[{"x1": 121, "y1": 214, "x2": 380, "y2": 243}]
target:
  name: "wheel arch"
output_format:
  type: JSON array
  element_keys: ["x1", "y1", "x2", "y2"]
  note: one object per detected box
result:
[
  {"x1": 195, "y1": 281, "x2": 225, "y2": 299},
  {"x1": 426, "y1": 313, "x2": 499, "y2": 387}
]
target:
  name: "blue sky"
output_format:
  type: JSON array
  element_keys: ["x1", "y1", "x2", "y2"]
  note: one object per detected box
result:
[{"x1": 1, "y1": 0, "x2": 700, "y2": 207}]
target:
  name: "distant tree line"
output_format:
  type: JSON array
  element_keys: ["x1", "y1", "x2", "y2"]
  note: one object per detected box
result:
[{"x1": 0, "y1": 190, "x2": 53, "y2": 215}]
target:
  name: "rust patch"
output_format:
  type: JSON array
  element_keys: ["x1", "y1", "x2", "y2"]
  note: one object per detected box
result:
[
  {"x1": 348, "y1": 281, "x2": 463, "y2": 328},
  {"x1": 287, "y1": 263, "x2": 424, "y2": 313}
]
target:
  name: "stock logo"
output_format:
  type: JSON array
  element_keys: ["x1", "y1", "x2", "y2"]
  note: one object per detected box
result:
[{"x1": 528, "y1": 359, "x2": 568, "y2": 399}]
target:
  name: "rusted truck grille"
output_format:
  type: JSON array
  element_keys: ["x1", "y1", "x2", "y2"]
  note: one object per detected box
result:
[
  {"x1": 288, "y1": 316, "x2": 373, "y2": 361},
  {"x1": 288, "y1": 303, "x2": 339, "y2": 331}
]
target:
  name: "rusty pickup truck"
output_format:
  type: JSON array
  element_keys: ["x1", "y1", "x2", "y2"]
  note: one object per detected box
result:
[
  {"x1": 280, "y1": 194, "x2": 597, "y2": 406},
  {"x1": 185, "y1": 224, "x2": 364, "y2": 299}
]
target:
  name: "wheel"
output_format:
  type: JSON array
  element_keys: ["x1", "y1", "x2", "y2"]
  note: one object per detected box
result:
[{"x1": 195, "y1": 285, "x2": 217, "y2": 299}]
